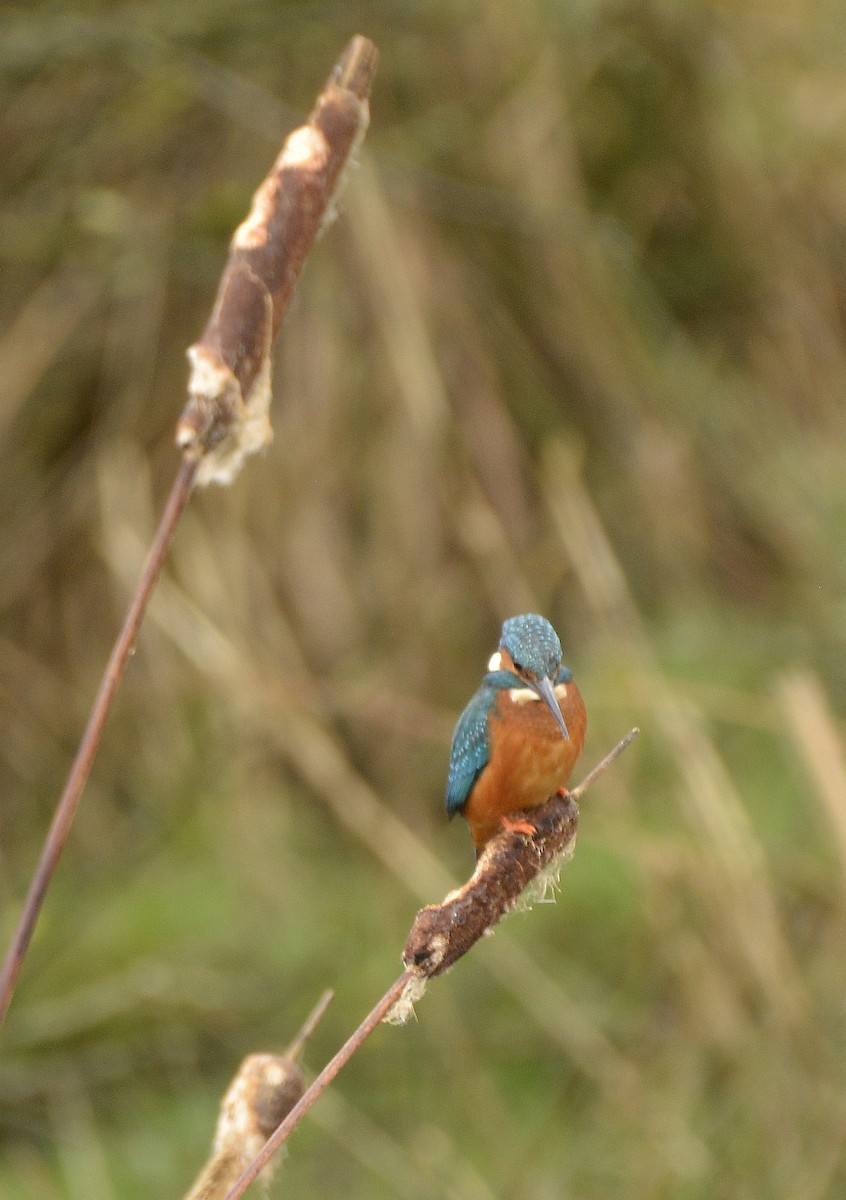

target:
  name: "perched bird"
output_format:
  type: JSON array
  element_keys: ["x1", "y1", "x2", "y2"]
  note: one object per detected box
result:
[{"x1": 446, "y1": 614, "x2": 586, "y2": 853}]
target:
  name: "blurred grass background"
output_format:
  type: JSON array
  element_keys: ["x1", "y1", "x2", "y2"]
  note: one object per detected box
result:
[{"x1": 2, "y1": 1, "x2": 846, "y2": 1196}]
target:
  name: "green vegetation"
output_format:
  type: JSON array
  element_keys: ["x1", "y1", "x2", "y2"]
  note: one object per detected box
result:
[{"x1": 2, "y1": 2, "x2": 846, "y2": 1196}]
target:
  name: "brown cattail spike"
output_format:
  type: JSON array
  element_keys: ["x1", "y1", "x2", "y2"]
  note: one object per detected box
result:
[
  {"x1": 388, "y1": 728, "x2": 639, "y2": 1022},
  {"x1": 177, "y1": 35, "x2": 378, "y2": 486}
]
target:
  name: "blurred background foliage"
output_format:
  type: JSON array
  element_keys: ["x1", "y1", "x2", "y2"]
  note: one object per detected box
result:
[{"x1": 2, "y1": 1, "x2": 846, "y2": 1196}]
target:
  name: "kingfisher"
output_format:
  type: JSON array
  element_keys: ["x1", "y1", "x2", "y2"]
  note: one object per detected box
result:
[{"x1": 446, "y1": 614, "x2": 587, "y2": 854}]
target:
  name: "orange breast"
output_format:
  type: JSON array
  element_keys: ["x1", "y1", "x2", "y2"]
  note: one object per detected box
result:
[{"x1": 464, "y1": 680, "x2": 587, "y2": 849}]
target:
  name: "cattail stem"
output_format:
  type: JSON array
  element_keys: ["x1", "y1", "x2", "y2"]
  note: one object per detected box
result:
[{"x1": 0, "y1": 454, "x2": 198, "y2": 1030}]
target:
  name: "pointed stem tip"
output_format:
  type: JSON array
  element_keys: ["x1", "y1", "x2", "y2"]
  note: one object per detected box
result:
[
  {"x1": 570, "y1": 727, "x2": 639, "y2": 801},
  {"x1": 333, "y1": 36, "x2": 379, "y2": 99}
]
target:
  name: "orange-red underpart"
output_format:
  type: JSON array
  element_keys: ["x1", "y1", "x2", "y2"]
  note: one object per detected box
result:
[{"x1": 464, "y1": 680, "x2": 587, "y2": 852}]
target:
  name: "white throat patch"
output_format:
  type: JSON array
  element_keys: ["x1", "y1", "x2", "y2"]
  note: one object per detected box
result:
[{"x1": 507, "y1": 682, "x2": 569, "y2": 705}]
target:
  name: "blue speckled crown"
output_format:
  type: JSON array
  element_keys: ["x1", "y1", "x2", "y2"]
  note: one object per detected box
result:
[{"x1": 499, "y1": 614, "x2": 562, "y2": 678}]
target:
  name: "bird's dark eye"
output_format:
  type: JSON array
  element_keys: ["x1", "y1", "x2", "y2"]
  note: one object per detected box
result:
[{"x1": 512, "y1": 660, "x2": 523, "y2": 672}]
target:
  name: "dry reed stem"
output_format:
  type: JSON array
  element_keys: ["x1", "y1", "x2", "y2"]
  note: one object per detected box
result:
[
  {"x1": 0, "y1": 35, "x2": 379, "y2": 1032},
  {"x1": 0, "y1": 455, "x2": 197, "y2": 1030},
  {"x1": 777, "y1": 670, "x2": 846, "y2": 893},
  {"x1": 0, "y1": 267, "x2": 102, "y2": 447}
]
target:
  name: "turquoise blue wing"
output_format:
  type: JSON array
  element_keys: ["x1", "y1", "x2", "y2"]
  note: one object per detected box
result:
[{"x1": 445, "y1": 686, "x2": 493, "y2": 817}]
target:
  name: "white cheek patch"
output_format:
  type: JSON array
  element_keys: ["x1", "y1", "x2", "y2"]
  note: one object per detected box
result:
[{"x1": 488, "y1": 651, "x2": 503, "y2": 671}]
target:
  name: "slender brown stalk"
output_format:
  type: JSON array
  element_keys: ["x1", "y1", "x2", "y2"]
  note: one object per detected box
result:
[
  {"x1": 0, "y1": 35, "x2": 379, "y2": 1032},
  {"x1": 0, "y1": 454, "x2": 198, "y2": 1030},
  {"x1": 282, "y1": 987, "x2": 335, "y2": 1061},
  {"x1": 570, "y1": 727, "x2": 639, "y2": 800},
  {"x1": 223, "y1": 971, "x2": 413, "y2": 1200}
]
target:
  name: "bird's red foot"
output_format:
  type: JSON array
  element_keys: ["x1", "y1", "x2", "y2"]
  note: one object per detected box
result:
[
  {"x1": 500, "y1": 814, "x2": 537, "y2": 838},
  {"x1": 556, "y1": 787, "x2": 571, "y2": 799}
]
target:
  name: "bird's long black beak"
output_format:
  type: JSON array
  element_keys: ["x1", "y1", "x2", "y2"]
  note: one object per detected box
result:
[{"x1": 533, "y1": 675, "x2": 570, "y2": 739}]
